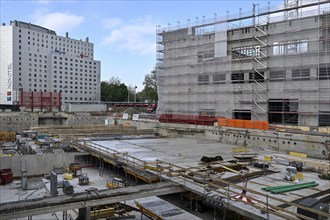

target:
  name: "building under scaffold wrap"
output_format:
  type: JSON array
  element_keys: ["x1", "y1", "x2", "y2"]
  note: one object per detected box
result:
[{"x1": 156, "y1": 0, "x2": 330, "y2": 127}]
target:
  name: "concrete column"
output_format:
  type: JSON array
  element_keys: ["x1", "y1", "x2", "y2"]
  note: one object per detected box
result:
[
  {"x1": 62, "y1": 210, "x2": 67, "y2": 220},
  {"x1": 244, "y1": 72, "x2": 249, "y2": 82},
  {"x1": 77, "y1": 207, "x2": 90, "y2": 220},
  {"x1": 286, "y1": 69, "x2": 292, "y2": 80},
  {"x1": 310, "y1": 67, "x2": 317, "y2": 78}
]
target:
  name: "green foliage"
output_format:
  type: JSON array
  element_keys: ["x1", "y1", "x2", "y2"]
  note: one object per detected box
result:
[
  {"x1": 140, "y1": 68, "x2": 158, "y2": 102},
  {"x1": 101, "y1": 77, "x2": 128, "y2": 102}
]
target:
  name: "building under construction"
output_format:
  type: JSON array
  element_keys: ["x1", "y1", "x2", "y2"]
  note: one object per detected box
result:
[{"x1": 156, "y1": 0, "x2": 330, "y2": 127}]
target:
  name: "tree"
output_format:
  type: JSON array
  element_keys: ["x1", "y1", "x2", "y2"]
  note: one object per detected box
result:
[
  {"x1": 101, "y1": 77, "x2": 128, "y2": 102},
  {"x1": 140, "y1": 68, "x2": 158, "y2": 102}
]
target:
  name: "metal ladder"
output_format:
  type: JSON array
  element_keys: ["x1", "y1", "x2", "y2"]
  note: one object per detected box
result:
[{"x1": 252, "y1": 4, "x2": 269, "y2": 120}]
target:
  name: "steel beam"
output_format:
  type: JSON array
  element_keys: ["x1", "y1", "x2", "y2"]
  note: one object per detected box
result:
[{"x1": 0, "y1": 182, "x2": 184, "y2": 220}]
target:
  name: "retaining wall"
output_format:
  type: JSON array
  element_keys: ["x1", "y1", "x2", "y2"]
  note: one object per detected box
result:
[{"x1": 0, "y1": 153, "x2": 76, "y2": 176}]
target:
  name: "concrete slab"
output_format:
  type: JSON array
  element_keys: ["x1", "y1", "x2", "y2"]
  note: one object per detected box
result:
[
  {"x1": 128, "y1": 196, "x2": 202, "y2": 220},
  {"x1": 87, "y1": 137, "x2": 330, "y2": 220}
]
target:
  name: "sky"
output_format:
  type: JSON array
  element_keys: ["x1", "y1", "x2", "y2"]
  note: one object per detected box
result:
[{"x1": 0, "y1": 0, "x2": 286, "y2": 91}]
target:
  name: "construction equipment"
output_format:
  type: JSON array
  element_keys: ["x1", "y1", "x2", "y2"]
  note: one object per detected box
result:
[
  {"x1": 64, "y1": 173, "x2": 73, "y2": 180},
  {"x1": 63, "y1": 180, "x2": 74, "y2": 195},
  {"x1": 107, "y1": 177, "x2": 127, "y2": 189},
  {"x1": 284, "y1": 166, "x2": 298, "y2": 181},
  {"x1": 253, "y1": 162, "x2": 269, "y2": 169},
  {"x1": 289, "y1": 161, "x2": 303, "y2": 172},
  {"x1": 69, "y1": 163, "x2": 82, "y2": 177},
  {"x1": 78, "y1": 173, "x2": 89, "y2": 185},
  {"x1": 0, "y1": 132, "x2": 16, "y2": 142}
]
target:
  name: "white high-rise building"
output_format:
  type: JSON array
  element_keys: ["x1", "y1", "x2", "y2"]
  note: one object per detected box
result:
[{"x1": 0, "y1": 20, "x2": 101, "y2": 105}]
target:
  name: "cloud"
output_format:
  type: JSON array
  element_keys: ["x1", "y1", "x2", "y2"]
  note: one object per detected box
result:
[
  {"x1": 32, "y1": 11, "x2": 84, "y2": 34},
  {"x1": 103, "y1": 18, "x2": 123, "y2": 29},
  {"x1": 33, "y1": 0, "x2": 50, "y2": 4},
  {"x1": 101, "y1": 16, "x2": 156, "y2": 55}
]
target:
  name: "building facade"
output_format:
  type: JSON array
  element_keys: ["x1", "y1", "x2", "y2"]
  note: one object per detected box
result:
[
  {"x1": 0, "y1": 20, "x2": 101, "y2": 106},
  {"x1": 156, "y1": 1, "x2": 330, "y2": 127}
]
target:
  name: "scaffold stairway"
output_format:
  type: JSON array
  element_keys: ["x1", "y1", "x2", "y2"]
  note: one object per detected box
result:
[{"x1": 252, "y1": 3, "x2": 269, "y2": 120}]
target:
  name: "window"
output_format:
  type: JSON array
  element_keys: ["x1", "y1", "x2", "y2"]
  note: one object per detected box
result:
[
  {"x1": 269, "y1": 70, "x2": 285, "y2": 81},
  {"x1": 273, "y1": 39, "x2": 308, "y2": 55},
  {"x1": 197, "y1": 50, "x2": 215, "y2": 62},
  {"x1": 249, "y1": 72, "x2": 264, "y2": 82},
  {"x1": 232, "y1": 46, "x2": 260, "y2": 59},
  {"x1": 292, "y1": 68, "x2": 310, "y2": 80},
  {"x1": 318, "y1": 66, "x2": 330, "y2": 80},
  {"x1": 198, "y1": 75, "x2": 209, "y2": 84},
  {"x1": 213, "y1": 74, "x2": 226, "y2": 84},
  {"x1": 319, "y1": 111, "x2": 330, "y2": 126},
  {"x1": 233, "y1": 109, "x2": 251, "y2": 120},
  {"x1": 268, "y1": 99, "x2": 299, "y2": 125},
  {"x1": 231, "y1": 72, "x2": 244, "y2": 84}
]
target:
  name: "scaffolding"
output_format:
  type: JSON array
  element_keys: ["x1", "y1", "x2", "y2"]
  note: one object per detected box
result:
[
  {"x1": 156, "y1": 0, "x2": 330, "y2": 127},
  {"x1": 18, "y1": 90, "x2": 62, "y2": 111}
]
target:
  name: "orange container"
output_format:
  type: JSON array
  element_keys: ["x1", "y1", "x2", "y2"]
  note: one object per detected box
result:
[
  {"x1": 228, "y1": 119, "x2": 236, "y2": 127},
  {"x1": 263, "y1": 121, "x2": 269, "y2": 130},
  {"x1": 235, "y1": 119, "x2": 245, "y2": 128},
  {"x1": 218, "y1": 118, "x2": 228, "y2": 127},
  {"x1": 253, "y1": 120, "x2": 264, "y2": 130},
  {"x1": 244, "y1": 120, "x2": 253, "y2": 129}
]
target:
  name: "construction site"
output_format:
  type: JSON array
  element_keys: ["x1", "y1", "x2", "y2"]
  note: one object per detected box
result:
[
  {"x1": 0, "y1": 109, "x2": 329, "y2": 220},
  {"x1": 156, "y1": 0, "x2": 330, "y2": 127},
  {"x1": 0, "y1": 1, "x2": 330, "y2": 220}
]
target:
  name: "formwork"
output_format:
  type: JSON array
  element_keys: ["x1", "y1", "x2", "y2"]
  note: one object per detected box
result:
[{"x1": 156, "y1": 0, "x2": 330, "y2": 127}]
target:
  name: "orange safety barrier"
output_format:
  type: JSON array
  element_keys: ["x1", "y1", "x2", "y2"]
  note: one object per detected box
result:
[
  {"x1": 218, "y1": 118, "x2": 228, "y2": 127},
  {"x1": 228, "y1": 119, "x2": 236, "y2": 127},
  {"x1": 263, "y1": 121, "x2": 269, "y2": 130},
  {"x1": 217, "y1": 118, "x2": 268, "y2": 131},
  {"x1": 253, "y1": 120, "x2": 264, "y2": 130},
  {"x1": 235, "y1": 119, "x2": 245, "y2": 128},
  {"x1": 244, "y1": 120, "x2": 253, "y2": 129}
]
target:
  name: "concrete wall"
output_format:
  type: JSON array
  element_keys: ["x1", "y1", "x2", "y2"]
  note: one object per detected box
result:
[
  {"x1": 65, "y1": 103, "x2": 107, "y2": 112},
  {"x1": 0, "y1": 112, "x2": 38, "y2": 132},
  {"x1": 0, "y1": 153, "x2": 76, "y2": 176},
  {"x1": 117, "y1": 119, "x2": 157, "y2": 130},
  {"x1": 156, "y1": 122, "x2": 330, "y2": 160}
]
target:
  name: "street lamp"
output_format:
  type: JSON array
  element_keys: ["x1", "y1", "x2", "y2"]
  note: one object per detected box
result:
[{"x1": 134, "y1": 86, "x2": 137, "y2": 103}]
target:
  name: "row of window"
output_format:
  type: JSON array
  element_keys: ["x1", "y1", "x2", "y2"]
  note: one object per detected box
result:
[
  {"x1": 53, "y1": 66, "x2": 97, "y2": 73},
  {"x1": 28, "y1": 85, "x2": 97, "y2": 94},
  {"x1": 25, "y1": 88, "x2": 96, "y2": 101},
  {"x1": 18, "y1": 45, "x2": 93, "y2": 58},
  {"x1": 53, "y1": 62, "x2": 97, "y2": 69},
  {"x1": 53, "y1": 73, "x2": 97, "y2": 78},
  {"x1": 19, "y1": 29, "x2": 92, "y2": 47},
  {"x1": 53, "y1": 87, "x2": 96, "y2": 91},
  {"x1": 18, "y1": 40, "x2": 93, "y2": 57},
  {"x1": 23, "y1": 80, "x2": 97, "y2": 88},
  {"x1": 232, "y1": 46, "x2": 261, "y2": 59},
  {"x1": 53, "y1": 80, "x2": 97, "y2": 86},
  {"x1": 197, "y1": 67, "x2": 329, "y2": 84},
  {"x1": 24, "y1": 36, "x2": 91, "y2": 51},
  {"x1": 273, "y1": 40, "x2": 308, "y2": 55},
  {"x1": 53, "y1": 56, "x2": 97, "y2": 64},
  {"x1": 231, "y1": 40, "x2": 308, "y2": 59},
  {"x1": 25, "y1": 43, "x2": 92, "y2": 55}
]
